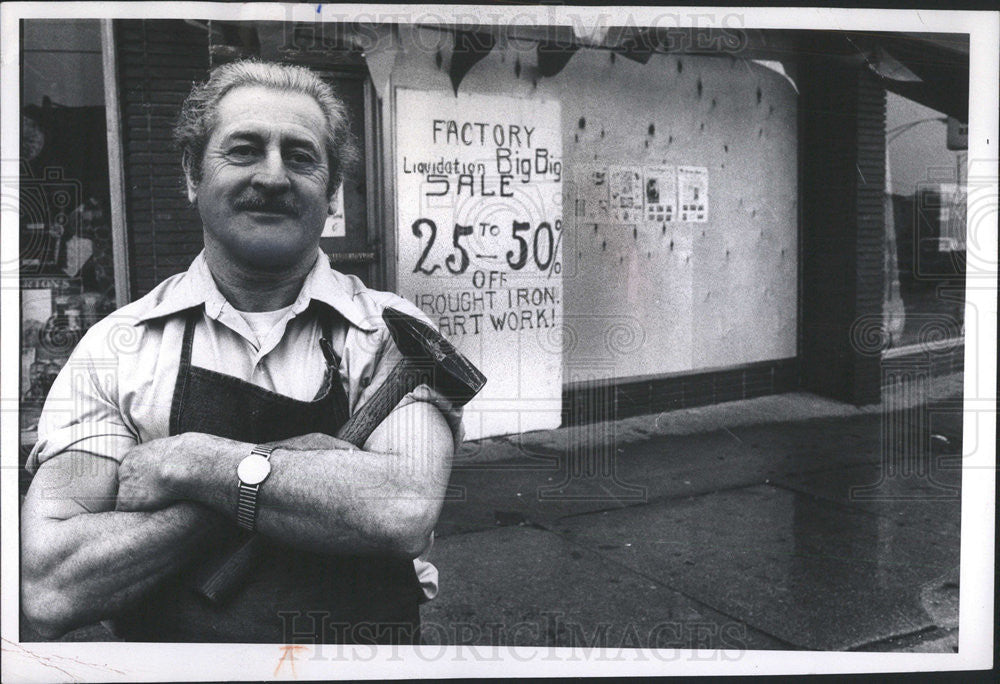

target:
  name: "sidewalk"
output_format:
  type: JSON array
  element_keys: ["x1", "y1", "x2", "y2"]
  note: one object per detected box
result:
[{"x1": 424, "y1": 374, "x2": 965, "y2": 652}]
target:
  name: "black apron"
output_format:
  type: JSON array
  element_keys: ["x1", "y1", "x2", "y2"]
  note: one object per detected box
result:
[{"x1": 113, "y1": 305, "x2": 423, "y2": 644}]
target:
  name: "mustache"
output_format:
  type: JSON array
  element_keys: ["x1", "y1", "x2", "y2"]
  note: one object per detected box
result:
[{"x1": 232, "y1": 189, "x2": 300, "y2": 216}]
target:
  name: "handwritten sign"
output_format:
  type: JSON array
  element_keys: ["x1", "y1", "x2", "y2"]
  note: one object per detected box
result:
[{"x1": 394, "y1": 88, "x2": 563, "y2": 439}]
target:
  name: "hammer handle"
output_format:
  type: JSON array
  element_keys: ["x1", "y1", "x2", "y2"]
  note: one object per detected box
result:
[
  {"x1": 337, "y1": 360, "x2": 432, "y2": 445},
  {"x1": 192, "y1": 358, "x2": 429, "y2": 604}
]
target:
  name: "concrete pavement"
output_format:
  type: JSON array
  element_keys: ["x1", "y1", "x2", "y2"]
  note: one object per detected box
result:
[{"x1": 424, "y1": 374, "x2": 965, "y2": 652}]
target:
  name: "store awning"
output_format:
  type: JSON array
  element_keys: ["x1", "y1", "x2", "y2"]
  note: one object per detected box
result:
[
  {"x1": 795, "y1": 31, "x2": 969, "y2": 121},
  {"x1": 870, "y1": 33, "x2": 969, "y2": 121}
]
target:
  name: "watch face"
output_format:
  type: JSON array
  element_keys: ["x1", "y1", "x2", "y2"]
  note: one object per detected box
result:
[{"x1": 238, "y1": 454, "x2": 271, "y2": 486}]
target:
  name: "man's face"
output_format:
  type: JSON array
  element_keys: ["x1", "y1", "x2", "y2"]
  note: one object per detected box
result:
[{"x1": 188, "y1": 85, "x2": 334, "y2": 271}]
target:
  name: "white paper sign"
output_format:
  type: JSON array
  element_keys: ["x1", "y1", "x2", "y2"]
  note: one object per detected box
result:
[
  {"x1": 394, "y1": 88, "x2": 563, "y2": 439},
  {"x1": 643, "y1": 165, "x2": 677, "y2": 223},
  {"x1": 609, "y1": 166, "x2": 643, "y2": 223},
  {"x1": 573, "y1": 164, "x2": 611, "y2": 223},
  {"x1": 677, "y1": 166, "x2": 709, "y2": 222},
  {"x1": 321, "y1": 190, "x2": 346, "y2": 238}
]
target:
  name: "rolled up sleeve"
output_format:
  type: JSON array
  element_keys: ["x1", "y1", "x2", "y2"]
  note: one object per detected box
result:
[
  {"x1": 395, "y1": 385, "x2": 465, "y2": 452},
  {"x1": 27, "y1": 332, "x2": 136, "y2": 474}
]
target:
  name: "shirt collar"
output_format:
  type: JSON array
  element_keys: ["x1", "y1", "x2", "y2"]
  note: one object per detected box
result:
[
  {"x1": 295, "y1": 248, "x2": 379, "y2": 332},
  {"x1": 136, "y1": 249, "x2": 378, "y2": 333}
]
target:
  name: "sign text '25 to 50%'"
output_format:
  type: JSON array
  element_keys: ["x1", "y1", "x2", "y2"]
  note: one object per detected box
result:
[{"x1": 411, "y1": 218, "x2": 563, "y2": 278}]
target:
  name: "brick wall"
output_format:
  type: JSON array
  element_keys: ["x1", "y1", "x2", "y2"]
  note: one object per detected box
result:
[
  {"x1": 799, "y1": 49, "x2": 886, "y2": 405},
  {"x1": 117, "y1": 20, "x2": 210, "y2": 298},
  {"x1": 563, "y1": 359, "x2": 798, "y2": 425},
  {"x1": 852, "y1": 72, "x2": 887, "y2": 404}
]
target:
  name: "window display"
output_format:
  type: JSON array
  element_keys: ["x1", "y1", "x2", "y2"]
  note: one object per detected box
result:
[{"x1": 19, "y1": 23, "x2": 117, "y2": 458}]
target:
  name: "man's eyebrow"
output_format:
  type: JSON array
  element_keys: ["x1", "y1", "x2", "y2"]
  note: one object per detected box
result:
[
  {"x1": 217, "y1": 129, "x2": 323, "y2": 158},
  {"x1": 281, "y1": 133, "x2": 323, "y2": 151},
  {"x1": 220, "y1": 130, "x2": 266, "y2": 145}
]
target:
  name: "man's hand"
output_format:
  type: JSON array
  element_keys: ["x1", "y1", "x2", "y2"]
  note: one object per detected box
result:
[
  {"x1": 116, "y1": 431, "x2": 357, "y2": 513},
  {"x1": 116, "y1": 434, "x2": 194, "y2": 512},
  {"x1": 149, "y1": 402, "x2": 454, "y2": 559},
  {"x1": 116, "y1": 432, "x2": 356, "y2": 512}
]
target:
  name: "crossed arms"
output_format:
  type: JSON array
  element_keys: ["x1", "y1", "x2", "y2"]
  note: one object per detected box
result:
[{"x1": 20, "y1": 400, "x2": 453, "y2": 639}]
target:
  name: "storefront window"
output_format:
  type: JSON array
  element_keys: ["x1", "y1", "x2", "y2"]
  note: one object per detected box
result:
[
  {"x1": 19, "y1": 20, "x2": 117, "y2": 461},
  {"x1": 884, "y1": 91, "x2": 966, "y2": 350}
]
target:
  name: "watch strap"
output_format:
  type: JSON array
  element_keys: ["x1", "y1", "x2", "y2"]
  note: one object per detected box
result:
[
  {"x1": 236, "y1": 482, "x2": 261, "y2": 531},
  {"x1": 250, "y1": 443, "x2": 277, "y2": 460}
]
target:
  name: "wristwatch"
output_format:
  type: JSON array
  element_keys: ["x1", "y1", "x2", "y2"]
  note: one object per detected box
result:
[{"x1": 236, "y1": 444, "x2": 276, "y2": 531}]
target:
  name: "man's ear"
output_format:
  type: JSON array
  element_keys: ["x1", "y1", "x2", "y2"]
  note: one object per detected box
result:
[
  {"x1": 327, "y1": 187, "x2": 340, "y2": 214},
  {"x1": 182, "y1": 151, "x2": 198, "y2": 204}
]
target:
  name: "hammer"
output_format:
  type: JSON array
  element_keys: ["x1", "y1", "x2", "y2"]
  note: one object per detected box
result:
[{"x1": 192, "y1": 307, "x2": 487, "y2": 604}]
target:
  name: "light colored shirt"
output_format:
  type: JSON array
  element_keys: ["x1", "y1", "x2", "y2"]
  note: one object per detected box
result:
[
  {"x1": 28, "y1": 248, "x2": 464, "y2": 600},
  {"x1": 235, "y1": 303, "x2": 296, "y2": 348}
]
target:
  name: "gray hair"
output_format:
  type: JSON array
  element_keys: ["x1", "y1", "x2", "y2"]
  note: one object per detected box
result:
[{"x1": 173, "y1": 59, "x2": 358, "y2": 195}]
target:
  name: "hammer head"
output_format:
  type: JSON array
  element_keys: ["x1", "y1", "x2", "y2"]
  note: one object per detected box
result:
[{"x1": 382, "y1": 307, "x2": 487, "y2": 407}]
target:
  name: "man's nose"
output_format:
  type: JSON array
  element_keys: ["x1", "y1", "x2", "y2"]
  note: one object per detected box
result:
[{"x1": 251, "y1": 149, "x2": 291, "y2": 193}]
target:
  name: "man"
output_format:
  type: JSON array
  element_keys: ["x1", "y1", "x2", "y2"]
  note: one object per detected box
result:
[{"x1": 20, "y1": 60, "x2": 461, "y2": 645}]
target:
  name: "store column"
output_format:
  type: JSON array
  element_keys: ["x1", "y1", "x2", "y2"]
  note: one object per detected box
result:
[{"x1": 799, "y1": 54, "x2": 886, "y2": 406}]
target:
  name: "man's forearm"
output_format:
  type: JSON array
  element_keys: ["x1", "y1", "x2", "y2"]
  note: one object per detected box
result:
[
  {"x1": 177, "y1": 437, "x2": 441, "y2": 557},
  {"x1": 21, "y1": 502, "x2": 224, "y2": 638},
  {"x1": 153, "y1": 402, "x2": 455, "y2": 558}
]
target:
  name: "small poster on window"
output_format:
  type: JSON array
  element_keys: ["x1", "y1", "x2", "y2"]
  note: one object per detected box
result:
[
  {"x1": 573, "y1": 165, "x2": 611, "y2": 223},
  {"x1": 609, "y1": 166, "x2": 643, "y2": 223},
  {"x1": 320, "y1": 189, "x2": 346, "y2": 238},
  {"x1": 677, "y1": 166, "x2": 708, "y2": 223},
  {"x1": 643, "y1": 165, "x2": 677, "y2": 223}
]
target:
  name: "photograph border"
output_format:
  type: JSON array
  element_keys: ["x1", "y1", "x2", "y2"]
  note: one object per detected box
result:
[{"x1": 2, "y1": 2, "x2": 996, "y2": 680}]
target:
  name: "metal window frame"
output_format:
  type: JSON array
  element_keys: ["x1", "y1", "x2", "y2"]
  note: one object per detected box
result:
[{"x1": 100, "y1": 19, "x2": 131, "y2": 307}]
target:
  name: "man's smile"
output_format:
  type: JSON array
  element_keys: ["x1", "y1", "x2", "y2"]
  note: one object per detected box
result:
[{"x1": 242, "y1": 210, "x2": 295, "y2": 223}]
